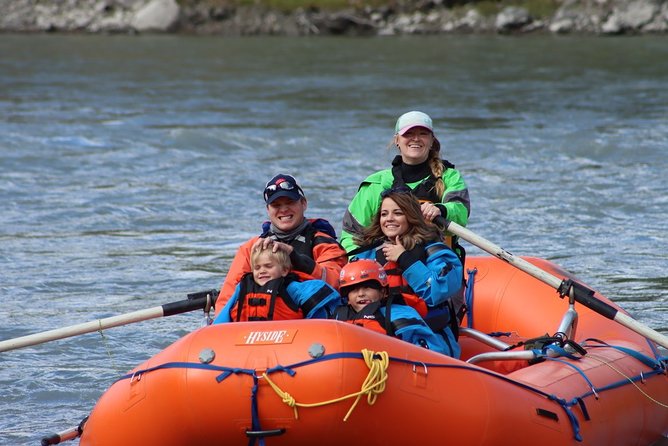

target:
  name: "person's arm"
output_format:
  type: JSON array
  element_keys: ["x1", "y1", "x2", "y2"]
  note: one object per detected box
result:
[
  {"x1": 306, "y1": 236, "x2": 348, "y2": 289},
  {"x1": 385, "y1": 306, "x2": 450, "y2": 355},
  {"x1": 437, "y1": 167, "x2": 470, "y2": 227},
  {"x1": 215, "y1": 237, "x2": 257, "y2": 316},
  {"x1": 287, "y1": 280, "x2": 342, "y2": 319},
  {"x1": 341, "y1": 177, "x2": 386, "y2": 253},
  {"x1": 397, "y1": 242, "x2": 463, "y2": 307},
  {"x1": 212, "y1": 285, "x2": 242, "y2": 324}
]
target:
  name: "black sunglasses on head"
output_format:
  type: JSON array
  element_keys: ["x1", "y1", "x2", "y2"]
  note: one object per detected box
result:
[{"x1": 263, "y1": 180, "x2": 304, "y2": 201}]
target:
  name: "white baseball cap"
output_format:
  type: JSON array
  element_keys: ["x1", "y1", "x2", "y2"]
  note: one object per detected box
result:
[{"x1": 395, "y1": 111, "x2": 433, "y2": 135}]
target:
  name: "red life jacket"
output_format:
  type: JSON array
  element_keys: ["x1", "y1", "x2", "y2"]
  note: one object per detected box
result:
[
  {"x1": 230, "y1": 274, "x2": 303, "y2": 322},
  {"x1": 373, "y1": 245, "x2": 431, "y2": 318},
  {"x1": 334, "y1": 302, "x2": 391, "y2": 335},
  {"x1": 382, "y1": 260, "x2": 428, "y2": 317}
]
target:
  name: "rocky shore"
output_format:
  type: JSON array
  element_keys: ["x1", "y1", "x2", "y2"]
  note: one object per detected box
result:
[{"x1": 2, "y1": 0, "x2": 667, "y2": 36}]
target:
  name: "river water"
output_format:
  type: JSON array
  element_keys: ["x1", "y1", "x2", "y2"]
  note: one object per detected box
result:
[{"x1": 0, "y1": 34, "x2": 666, "y2": 444}]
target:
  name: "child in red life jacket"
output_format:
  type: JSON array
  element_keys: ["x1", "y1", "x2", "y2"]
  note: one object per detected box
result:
[
  {"x1": 332, "y1": 259, "x2": 450, "y2": 356},
  {"x1": 213, "y1": 243, "x2": 341, "y2": 323}
]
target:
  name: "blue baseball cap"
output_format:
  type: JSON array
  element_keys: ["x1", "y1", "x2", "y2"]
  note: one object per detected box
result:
[{"x1": 263, "y1": 174, "x2": 305, "y2": 204}]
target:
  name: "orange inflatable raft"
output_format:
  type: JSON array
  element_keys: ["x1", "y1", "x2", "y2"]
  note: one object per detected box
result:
[{"x1": 77, "y1": 256, "x2": 667, "y2": 446}]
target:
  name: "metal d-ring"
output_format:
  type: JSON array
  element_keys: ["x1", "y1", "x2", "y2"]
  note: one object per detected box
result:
[
  {"x1": 130, "y1": 371, "x2": 143, "y2": 383},
  {"x1": 412, "y1": 361, "x2": 428, "y2": 375}
]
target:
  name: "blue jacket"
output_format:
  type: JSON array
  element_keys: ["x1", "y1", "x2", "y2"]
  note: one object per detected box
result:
[
  {"x1": 353, "y1": 241, "x2": 463, "y2": 308},
  {"x1": 352, "y1": 241, "x2": 462, "y2": 358},
  {"x1": 334, "y1": 301, "x2": 452, "y2": 356}
]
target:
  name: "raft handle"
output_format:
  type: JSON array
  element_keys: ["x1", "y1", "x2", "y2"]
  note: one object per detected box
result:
[
  {"x1": 412, "y1": 362, "x2": 428, "y2": 375},
  {"x1": 246, "y1": 428, "x2": 286, "y2": 438}
]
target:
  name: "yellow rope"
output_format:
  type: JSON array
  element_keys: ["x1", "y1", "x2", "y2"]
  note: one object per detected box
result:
[
  {"x1": 261, "y1": 349, "x2": 390, "y2": 421},
  {"x1": 586, "y1": 353, "x2": 668, "y2": 408}
]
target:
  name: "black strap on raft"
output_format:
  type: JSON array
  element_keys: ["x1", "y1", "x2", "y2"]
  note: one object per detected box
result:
[{"x1": 501, "y1": 334, "x2": 588, "y2": 365}]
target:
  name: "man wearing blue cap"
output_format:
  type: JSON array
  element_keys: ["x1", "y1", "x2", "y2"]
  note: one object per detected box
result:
[{"x1": 215, "y1": 173, "x2": 347, "y2": 316}]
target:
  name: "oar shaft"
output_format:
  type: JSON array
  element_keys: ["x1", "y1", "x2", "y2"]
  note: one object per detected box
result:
[
  {"x1": 0, "y1": 296, "x2": 210, "y2": 353},
  {"x1": 615, "y1": 312, "x2": 668, "y2": 348},
  {"x1": 0, "y1": 307, "x2": 163, "y2": 353},
  {"x1": 41, "y1": 426, "x2": 81, "y2": 445},
  {"x1": 445, "y1": 220, "x2": 668, "y2": 350},
  {"x1": 41, "y1": 415, "x2": 88, "y2": 446},
  {"x1": 446, "y1": 220, "x2": 562, "y2": 289}
]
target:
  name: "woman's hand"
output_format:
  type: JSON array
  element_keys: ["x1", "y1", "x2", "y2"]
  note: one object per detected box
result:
[
  {"x1": 382, "y1": 236, "x2": 406, "y2": 262},
  {"x1": 420, "y1": 202, "x2": 441, "y2": 222}
]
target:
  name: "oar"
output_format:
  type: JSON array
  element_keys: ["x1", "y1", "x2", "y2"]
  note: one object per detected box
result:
[
  {"x1": 442, "y1": 219, "x2": 668, "y2": 350},
  {"x1": 41, "y1": 416, "x2": 88, "y2": 445},
  {"x1": 0, "y1": 289, "x2": 218, "y2": 353}
]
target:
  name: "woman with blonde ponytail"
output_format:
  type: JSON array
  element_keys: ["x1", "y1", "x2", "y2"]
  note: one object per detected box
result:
[{"x1": 341, "y1": 111, "x2": 470, "y2": 256}]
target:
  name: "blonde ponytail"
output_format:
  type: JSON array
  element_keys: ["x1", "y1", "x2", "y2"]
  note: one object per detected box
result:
[{"x1": 428, "y1": 149, "x2": 445, "y2": 198}]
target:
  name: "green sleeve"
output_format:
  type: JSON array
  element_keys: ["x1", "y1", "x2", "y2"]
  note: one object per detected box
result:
[
  {"x1": 440, "y1": 167, "x2": 470, "y2": 228},
  {"x1": 340, "y1": 170, "x2": 393, "y2": 253}
]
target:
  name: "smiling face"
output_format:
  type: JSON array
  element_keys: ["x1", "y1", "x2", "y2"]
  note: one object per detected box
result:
[
  {"x1": 266, "y1": 196, "x2": 307, "y2": 232},
  {"x1": 252, "y1": 251, "x2": 290, "y2": 286},
  {"x1": 379, "y1": 197, "x2": 409, "y2": 239},
  {"x1": 395, "y1": 126, "x2": 434, "y2": 165},
  {"x1": 346, "y1": 282, "x2": 385, "y2": 312}
]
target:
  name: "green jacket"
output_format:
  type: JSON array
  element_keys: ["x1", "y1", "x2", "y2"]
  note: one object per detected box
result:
[{"x1": 341, "y1": 162, "x2": 470, "y2": 253}]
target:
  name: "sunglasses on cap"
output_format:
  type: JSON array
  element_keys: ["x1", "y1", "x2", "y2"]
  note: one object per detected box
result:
[
  {"x1": 263, "y1": 179, "x2": 304, "y2": 202},
  {"x1": 380, "y1": 185, "x2": 413, "y2": 199}
]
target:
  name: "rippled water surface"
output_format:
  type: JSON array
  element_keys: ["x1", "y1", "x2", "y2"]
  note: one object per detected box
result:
[{"x1": 0, "y1": 34, "x2": 666, "y2": 444}]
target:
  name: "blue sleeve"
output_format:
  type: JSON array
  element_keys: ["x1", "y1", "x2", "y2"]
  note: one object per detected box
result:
[
  {"x1": 383, "y1": 305, "x2": 450, "y2": 356},
  {"x1": 212, "y1": 285, "x2": 241, "y2": 324},
  {"x1": 399, "y1": 242, "x2": 463, "y2": 307},
  {"x1": 287, "y1": 280, "x2": 343, "y2": 319}
]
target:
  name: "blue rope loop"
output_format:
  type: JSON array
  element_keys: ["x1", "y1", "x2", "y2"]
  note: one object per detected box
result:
[
  {"x1": 465, "y1": 268, "x2": 478, "y2": 328},
  {"x1": 547, "y1": 394, "x2": 583, "y2": 442},
  {"x1": 583, "y1": 338, "x2": 665, "y2": 370},
  {"x1": 248, "y1": 375, "x2": 264, "y2": 446},
  {"x1": 265, "y1": 364, "x2": 297, "y2": 377},
  {"x1": 216, "y1": 367, "x2": 257, "y2": 383}
]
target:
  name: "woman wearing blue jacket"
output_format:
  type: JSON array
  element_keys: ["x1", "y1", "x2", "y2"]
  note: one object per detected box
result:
[{"x1": 348, "y1": 188, "x2": 463, "y2": 358}]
